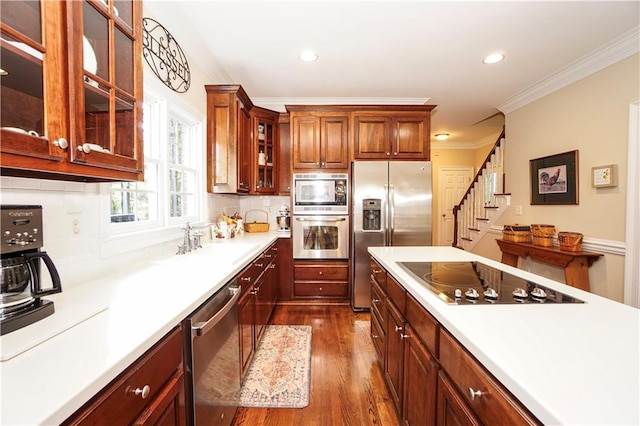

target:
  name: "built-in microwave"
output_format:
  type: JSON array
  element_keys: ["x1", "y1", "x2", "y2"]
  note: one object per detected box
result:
[{"x1": 292, "y1": 173, "x2": 348, "y2": 215}]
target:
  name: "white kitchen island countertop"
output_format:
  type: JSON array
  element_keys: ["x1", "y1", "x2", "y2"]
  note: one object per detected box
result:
[
  {"x1": 0, "y1": 232, "x2": 279, "y2": 425},
  {"x1": 369, "y1": 246, "x2": 640, "y2": 426}
]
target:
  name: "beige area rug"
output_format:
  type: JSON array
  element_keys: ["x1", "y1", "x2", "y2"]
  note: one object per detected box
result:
[{"x1": 240, "y1": 325, "x2": 312, "y2": 408}]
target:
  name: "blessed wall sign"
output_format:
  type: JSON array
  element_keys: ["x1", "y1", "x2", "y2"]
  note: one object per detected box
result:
[{"x1": 142, "y1": 18, "x2": 191, "y2": 93}]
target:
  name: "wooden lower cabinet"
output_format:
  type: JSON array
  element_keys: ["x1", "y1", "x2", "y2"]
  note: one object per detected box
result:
[
  {"x1": 370, "y1": 256, "x2": 541, "y2": 426},
  {"x1": 403, "y1": 323, "x2": 438, "y2": 426},
  {"x1": 385, "y1": 300, "x2": 405, "y2": 415},
  {"x1": 437, "y1": 371, "x2": 481, "y2": 426},
  {"x1": 439, "y1": 330, "x2": 540, "y2": 426},
  {"x1": 238, "y1": 242, "x2": 278, "y2": 379},
  {"x1": 293, "y1": 260, "x2": 349, "y2": 300},
  {"x1": 276, "y1": 237, "x2": 294, "y2": 300},
  {"x1": 63, "y1": 327, "x2": 185, "y2": 426}
]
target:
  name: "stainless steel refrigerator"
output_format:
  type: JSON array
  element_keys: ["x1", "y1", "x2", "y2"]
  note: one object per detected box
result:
[{"x1": 351, "y1": 161, "x2": 433, "y2": 310}]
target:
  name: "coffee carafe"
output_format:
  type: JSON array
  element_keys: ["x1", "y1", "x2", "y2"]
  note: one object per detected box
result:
[{"x1": 276, "y1": 205, "x2": 290, "y2": 231}]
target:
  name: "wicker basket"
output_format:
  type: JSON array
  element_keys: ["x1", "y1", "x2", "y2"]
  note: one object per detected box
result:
[
  {"x1": 531, "y1": 224, "x2": 556, "y2": 247},
  {"x1": 502, "y1": 225, "x2": 532, "y2": 243},
  {"x1": 244, "y1": 209, "x2": 270, "y2": 233},
  {"x1": 558, "y1": 232, "x2": 583, "y2": 252}
]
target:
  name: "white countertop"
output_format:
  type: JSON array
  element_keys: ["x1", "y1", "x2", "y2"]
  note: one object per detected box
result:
[
  {"x1": 0, "y1": 233, "x2": 279, "y2": 425},
  {"x1": 369, "y1": 246, "x2": 640, "y2": 426}
]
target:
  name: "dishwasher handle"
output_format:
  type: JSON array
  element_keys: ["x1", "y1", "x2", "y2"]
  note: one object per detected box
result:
[{"x1": 192, "y1": 286, "x2": 241, "y2": 337}]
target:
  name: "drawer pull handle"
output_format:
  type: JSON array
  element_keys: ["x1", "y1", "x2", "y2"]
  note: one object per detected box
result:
[
  {"x1": 468, "y1": 387, "x2": 484, "y2": 400},
  {"x1": 400, "y1": 333, "x2": 410, "y2": 339},
  {"x1": 134, "y1": 385, "x2": 151, "y2": 399},
  {"x1": 395, "y1": 325, "x2": 403, "y2": 332}
]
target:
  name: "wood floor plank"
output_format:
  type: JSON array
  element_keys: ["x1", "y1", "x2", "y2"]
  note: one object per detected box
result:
[{"x1": 234, "y1": 305, "x2": 399, "y2": 426}]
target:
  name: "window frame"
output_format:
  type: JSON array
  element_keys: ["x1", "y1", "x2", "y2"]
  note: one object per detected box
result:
[{"x1": 105, "y1": 88, "x2": 204, "y2": 236}]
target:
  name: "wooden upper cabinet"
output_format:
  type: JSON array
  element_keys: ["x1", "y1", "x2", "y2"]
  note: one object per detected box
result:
[
  {"x1": 205, "y1": 85, "x2": 253, "y2": 193},
  {"x1": 0, "y1": 0, "x2": 144, "y2": 182},
  {"x1": 354, "y1": 108, "x2": 435, "y2": 160},
  {"x1": 250, "y1": 106, "x2": 279, "y2": 194},
  {"x1": 290, "y1": 111, "x2": 349, "y2": 171},
  {"x1": 278, "y1": 114, "x2": 292, "y2": 194}
]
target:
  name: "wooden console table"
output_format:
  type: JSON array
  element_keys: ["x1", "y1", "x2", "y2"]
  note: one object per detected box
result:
[{"x1": 496, "y1": 239, "x2": 603, "y2": 292}]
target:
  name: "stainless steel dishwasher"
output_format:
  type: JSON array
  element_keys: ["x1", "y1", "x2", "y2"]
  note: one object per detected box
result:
[{"x1": 183, "y1": 279, "x2": 241, "y2": 426}]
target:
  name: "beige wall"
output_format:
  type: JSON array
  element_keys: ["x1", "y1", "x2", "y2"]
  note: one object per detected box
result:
[{"x1": 473, "y1": 54, "x2": 640, "y2": 302}]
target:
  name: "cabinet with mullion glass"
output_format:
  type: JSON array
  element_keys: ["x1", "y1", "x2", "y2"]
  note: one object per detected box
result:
[
  {"x1": 0, "y1": 0, "x2": 143, "y2": 182},
  {"x1": 250, "y1": 107, "x2": 278, "y2": 194}
]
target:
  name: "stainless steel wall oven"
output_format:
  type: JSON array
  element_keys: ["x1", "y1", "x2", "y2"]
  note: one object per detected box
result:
[{"x1": 292, "y1": 215, "x2": 349, "y2": 259}]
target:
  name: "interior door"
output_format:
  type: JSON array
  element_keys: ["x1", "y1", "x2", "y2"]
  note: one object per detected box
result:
[{"x1": 438, "y1": 167, "x2": 473, "y2": 246}]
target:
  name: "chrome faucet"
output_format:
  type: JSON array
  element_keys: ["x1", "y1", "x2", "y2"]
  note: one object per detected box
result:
[{"x1": 177, "y1": 222, "x2": 207, "y2": 255}]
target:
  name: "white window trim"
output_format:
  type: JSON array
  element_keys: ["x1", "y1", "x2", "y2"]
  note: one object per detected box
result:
[{"x1": 101, "y1": 87, "x2": 207, "y2": 254}]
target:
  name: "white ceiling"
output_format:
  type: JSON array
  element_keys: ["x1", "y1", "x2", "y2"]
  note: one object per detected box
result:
[{"x1": 148, "y1": 1, "x2": 639, "y2": 144}]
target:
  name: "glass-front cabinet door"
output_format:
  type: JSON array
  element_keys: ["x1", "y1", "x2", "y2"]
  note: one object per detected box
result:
[
  {"x1": 0, "y1": 0, "x2": 143, "y2": 181},
  {"x1": 69, "y1": 0, "x2": 143, "y2": 176},
  {"x1": 0, "y1": 1, "x2": 66, "y2": 161},
  {"x1": 251, "y1": 107, "x2": 278, "y2": 194}
]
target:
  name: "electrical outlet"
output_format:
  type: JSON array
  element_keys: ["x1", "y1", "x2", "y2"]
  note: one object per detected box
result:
[{"x1": 70, "y1": 214, "x2": 81, "y2": 236}]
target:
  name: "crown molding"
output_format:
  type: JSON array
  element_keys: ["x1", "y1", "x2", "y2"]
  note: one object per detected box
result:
[
  {"x1": 252, "y1": 97, "x2": 430, "y2": 113},
  {"x1": 497, "y1": 26, "x2": 640, "y2": 114}
]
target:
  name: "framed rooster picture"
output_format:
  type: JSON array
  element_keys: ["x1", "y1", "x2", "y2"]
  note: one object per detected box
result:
[{"x1": 529, "y1": 150, "x2": 579, "y2": 205}]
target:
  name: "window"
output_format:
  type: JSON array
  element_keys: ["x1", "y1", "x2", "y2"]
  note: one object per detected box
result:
[{"x1": 109, "y1": 94, "x2": 202, "y2": 231}]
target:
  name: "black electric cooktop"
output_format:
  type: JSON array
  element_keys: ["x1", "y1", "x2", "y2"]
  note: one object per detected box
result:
[{"x1": 398, "y1": 261, "x2": 585, "y2": 305}]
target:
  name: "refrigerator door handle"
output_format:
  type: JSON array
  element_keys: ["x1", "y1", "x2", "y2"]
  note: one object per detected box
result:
[
  {"x1": 389, "y1": 184, "x2": 395, "y2": 245},
  {"x1": 383, "y1": 183, "x2": 389, "y2": 245}
]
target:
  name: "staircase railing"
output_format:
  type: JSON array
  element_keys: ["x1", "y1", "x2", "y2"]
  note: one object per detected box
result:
[{"x1": 452, "y1": 128, "x2": 506, "y2": 249}]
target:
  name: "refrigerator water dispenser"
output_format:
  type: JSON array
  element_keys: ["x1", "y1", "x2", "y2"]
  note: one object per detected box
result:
[{"x1": 362, "y1": 198, "x2": 381, "y2": 230}]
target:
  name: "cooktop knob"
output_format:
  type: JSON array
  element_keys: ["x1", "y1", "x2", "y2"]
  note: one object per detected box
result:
[
  {"x1": 531, "y1": 287, "x2": 547, "y2": 299},
  {"x1": 512, "y1": 287, "x2": 528, "y2": 299},
  {"x1": 465, "y1": 288, "x2": 479, "y2": 300},
  {"x1": 483, "y1": 288, "x2": 499, "y2": 300},
  {"x1": 454, "y1": 289, "x2": 462, "y2": 299}
]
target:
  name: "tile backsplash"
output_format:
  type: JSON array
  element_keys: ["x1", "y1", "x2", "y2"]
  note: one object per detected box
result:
[{"x1": 1, "y1": 176, "x2": 290, "y2": 289}]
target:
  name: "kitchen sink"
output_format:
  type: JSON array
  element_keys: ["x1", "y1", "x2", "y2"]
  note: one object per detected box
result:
[{"x1": 151, "y1": 243, "x2": 259, "y2": 267}]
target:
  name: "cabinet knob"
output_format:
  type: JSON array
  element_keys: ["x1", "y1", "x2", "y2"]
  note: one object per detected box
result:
[
  {"x1": 386, "y1": 152, "x2": 390, "y2": 156},
  {"x1": 468, "y1": 388, "x2": 484, "y2": 400},
  {"x1": 133, "y1": 385, "x2": 151, "y2": 399},
  {"x1": 241, "y1": 276, "x2": 251, "y2": 282},
  {"x1": 393, "y1": 152, "x2": 398, "y2": 156},
  {"x1": 318, "y1": 271, "x2": 323, "y2": 275},
  {"x1": 400, "y1": 333, "x2": 411, "y2": 339},
  {"x1": 371, "y1": 334, "x2": 380, "y2": 339},
  {"x1": 372, "y1": 298, "x2": 381, "y2": 304},
  {"x1": 53, "y1": 138, "x2": 68, "y2": 150},
  {"x1": 255, "y1": 263, "x2": 263, "y2": 267},
  {"x1": 395, "y1": 325, "x2": 403, "y2": 332}
]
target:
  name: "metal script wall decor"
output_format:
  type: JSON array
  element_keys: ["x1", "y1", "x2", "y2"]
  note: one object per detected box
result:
[{"x1": 142, "y1": 18, "x2": 191, "y2": 93}]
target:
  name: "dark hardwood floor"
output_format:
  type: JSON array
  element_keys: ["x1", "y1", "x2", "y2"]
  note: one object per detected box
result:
[{"x1": 234, "y1": 304, "x2": 399, "y2": 426}]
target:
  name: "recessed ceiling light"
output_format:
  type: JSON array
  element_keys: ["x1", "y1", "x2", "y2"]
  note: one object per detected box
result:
[
  {"x1": 299, "y1": 49, "x2": 318, "y2": 62},
  {"x1": 483, "y1": 53, "x2": 504, "y2": 64},
  {"x1": 435, "y1": 133, "x2": 449, "y2": 141}
]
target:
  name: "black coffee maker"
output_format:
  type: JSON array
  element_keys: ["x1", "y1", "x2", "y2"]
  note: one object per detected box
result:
[{"x1": 1, "y1": 205, "x2": 62, "y2": 335}]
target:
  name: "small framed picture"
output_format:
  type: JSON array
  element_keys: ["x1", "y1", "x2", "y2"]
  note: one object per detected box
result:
[
  {"x1": 530, "y1": 150, "x2": 579, "y2": 205},
  {"x1": 592, "y1": 164, "x2": 617, "y2": 188}
]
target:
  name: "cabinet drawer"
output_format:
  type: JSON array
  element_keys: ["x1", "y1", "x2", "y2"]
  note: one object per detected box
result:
[
  {"x1": 294, "y1": 282, "x2": 349, "y2": 297},
  {"x1": 386, "y1": 274, "x2": 406, "y2": 314},
  {"x1": 439, "y1": 330, "x2": 540, "y2": 426},
  {"x1": 370, "y1": 276, "x2": 387, "y2": 329},
  {"x1": 406, "y1": 293, "x2": 439, "y2": 356},
  {"x1": 295, "y1": 263, "x2": 349, "y2": 281},
  {"x1": 64, "y1": 326, "x2": 183, "y2": 425},
  {"x1": 370, "y1": 312, "x2": 385, "y2": 364},
  {"x1": 370, "y1": 259, "x2": 387, "y2": 291}
]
